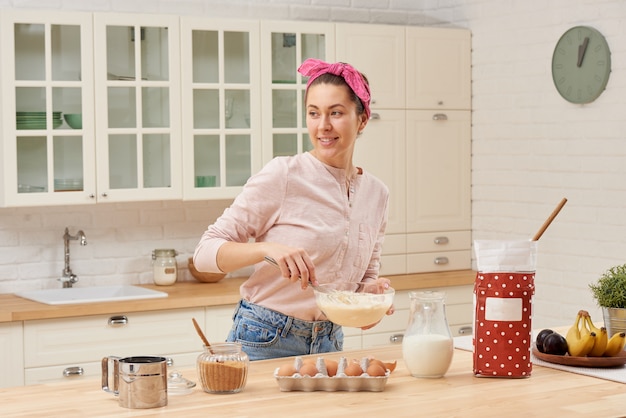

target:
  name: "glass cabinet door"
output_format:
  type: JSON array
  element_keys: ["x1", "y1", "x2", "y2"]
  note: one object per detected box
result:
[
  {"x1": 93, "y1": 13, "x2": 181, "y2": 202},
  {"x1": 180, "y1": 18, "x2": 261, "y2": 200},
  {"x1": 1, "y1": 11, "x2": 95, "y2": 206},
  {"x1": 260, "y1": 21, "x2": 335, "y2": 164}
]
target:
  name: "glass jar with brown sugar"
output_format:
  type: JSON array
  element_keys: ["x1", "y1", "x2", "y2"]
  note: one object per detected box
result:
[{"x1": 196, "y1": 342, "x2": 249, "y2": 394}]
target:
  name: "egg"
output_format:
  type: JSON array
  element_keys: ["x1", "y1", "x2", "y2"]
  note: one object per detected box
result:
[
  {"x1": 368, "y1": 358, "x2": 386, "y2": 370},
  {"x1": 383, "y1": 360, "x2": 397, "y2": 373},
  {"x1": 344, "y1": 363, "x2": 363, "y2": 376},
  {"x1": 298, "y1": 363, "x2": 318, "y2": 377},
  {"x1": 277, "y1": 363, "x2": 297, "y2": 376},
  {"x1": 366, "y1": 363, "x2": 386, "y2": 377},
  {"x1": 324, "y1": 359, "x2": 338, "y2": 377}
]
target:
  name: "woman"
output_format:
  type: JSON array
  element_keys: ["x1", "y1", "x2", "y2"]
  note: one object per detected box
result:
[{"x1": 194, "y1": 59, "x2": 392, "y2": 361}]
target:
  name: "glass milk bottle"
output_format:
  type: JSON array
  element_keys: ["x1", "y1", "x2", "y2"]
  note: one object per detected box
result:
[{"x1": 402, "y1": 291, "x2": 454, "y2": 378}]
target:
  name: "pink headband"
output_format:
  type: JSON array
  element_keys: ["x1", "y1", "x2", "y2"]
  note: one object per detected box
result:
[{"x1": 297, "y1": 59, "x2": 371, "y2": 120}]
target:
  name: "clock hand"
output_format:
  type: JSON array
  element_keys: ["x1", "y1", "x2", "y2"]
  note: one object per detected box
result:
[{"x1": 577, "y1": 37, "x2": 589, "y2": 67}]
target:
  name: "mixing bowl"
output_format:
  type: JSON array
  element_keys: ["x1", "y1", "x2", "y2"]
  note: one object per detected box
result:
[{"x1": 313, "y1": 282, "x2": 394, "y2": 328}]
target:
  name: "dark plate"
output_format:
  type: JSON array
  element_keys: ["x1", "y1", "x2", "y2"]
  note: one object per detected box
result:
[{"x1": 532, "y1": 347, "x2": 626, "y2": 368}]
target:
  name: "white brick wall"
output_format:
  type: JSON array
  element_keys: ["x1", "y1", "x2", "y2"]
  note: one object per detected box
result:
[
  {"x1": 2, "y1": 0, "x2": 625, "y2": 330},
  {"x1": 429, "y1": 0, "x2": 626, "y2": 328}
]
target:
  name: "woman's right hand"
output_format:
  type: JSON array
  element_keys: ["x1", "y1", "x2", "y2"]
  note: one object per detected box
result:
[{"x1": 265, "y1": 244, "x2": 317, "y2": 289}]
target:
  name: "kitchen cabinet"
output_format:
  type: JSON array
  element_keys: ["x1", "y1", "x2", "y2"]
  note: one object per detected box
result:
[
  {"x1": 260, "y1": 20, "x2": 335, "y2": 163},
  {"x1": 335, "y1": 23, "x2": 405, "y2": 109},
  {"x1": 93, "y1": 13, "x2": 182, "y2": 202},
  {"x1": 180, "y1": 18, "x2": 262, "y2": 200},
  {"x1": 1, "y1": 14, "x2": 470, "y2": 211},
  {"x1": 204, "y1": 304, "x2": 235, "y2": 343},
  {"x1": 0, "y1": 10, "x2": 95, "y2": 207},
  {"x1": 0, "y1": 11, "x2": 182, "y2": 206},
  {"x1": 405, "y1": 110, "x2": 471, "y2": 272},
  {"x1": 406, "y1": 26, "x2": 471, "y2": 110},
  {"x1": 337, "y1": 23, "x2": 472, "y2": 275},
  {"x1": 335, "y1": 23, "x2": 471, "y2": 110},
  {"x1": 23, "y1": 308, "x2": 203, "y2": 384},
  {"x1": 362, "y1": 286, "x2": 473, "y2": 349},
  {"x1": 0, "y1": 322, "x2": 24, "y2": 388}
]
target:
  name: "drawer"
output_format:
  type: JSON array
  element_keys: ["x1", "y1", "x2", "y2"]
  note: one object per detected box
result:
[
  {"x1": 446, "y1": 303, "x2": 473, "y2": 326},
  {"x1": 343, "y1": 335, "x2": 363, "y2": 351},
  {"x1": 0, "y1": 322, "x2": 24, "y2": 388},
  {"x1": 363, "y1": 308, "x2": 410, "y2": 335},
  {"x1": 204, "y1": 305, "x2": 236, "y2": 343},
  {"x1": 24, "y1": 352, "x2": 199, "y2": 385},
  {"x1": 407, "y1": 250, "x2": 471, "y2": 272},
  {"x1": 363, "y1": 323, "x2": 473, "y2": 349},
  {"x1": 24, "y1": 307, "x2": 205, "y2": 368},
  {"x1": 407, "y1": 230, "x2": 471, "y2": 253},
  {"x1": 363, "y1": 331, "x2": 402, "y2": 349},
  {"x1": 380, "y1": 254, "x2": 407, "y2": 275},
  {"x1": 381, "y1": 233, "x2": 406, "y2": 254}
]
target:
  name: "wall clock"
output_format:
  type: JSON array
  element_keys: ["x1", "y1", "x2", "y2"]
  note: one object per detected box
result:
[{"x1": 551, "y1": 26, "x2": 611, "y2": 104}]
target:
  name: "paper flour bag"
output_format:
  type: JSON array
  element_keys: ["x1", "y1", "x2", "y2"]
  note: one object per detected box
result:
[{"x1": 473, "y1": 240, "x2": 537, "y2": 378}]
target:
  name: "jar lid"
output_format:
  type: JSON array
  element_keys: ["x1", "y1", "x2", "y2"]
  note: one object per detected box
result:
[
  {"x1": 167, "y1": 370, "x2": 196, "y2": 395},
  {"x1": 152, "y1": 249, "x2": 177, "y2": 258}
]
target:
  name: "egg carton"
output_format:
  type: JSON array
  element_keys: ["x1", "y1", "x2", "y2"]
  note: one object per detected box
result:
[{"x1": 273, "y1": 356, "x2": 390, "y2": 392}]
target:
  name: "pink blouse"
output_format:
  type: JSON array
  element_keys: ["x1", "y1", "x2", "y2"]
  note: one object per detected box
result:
[{"x1": 194, "y1": 152, "x2": 389, "y2": 321}]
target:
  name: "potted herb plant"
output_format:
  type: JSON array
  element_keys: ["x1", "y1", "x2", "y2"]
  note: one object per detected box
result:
[{"x1": 589, "y1": 264, "x2": 626, "y2": 336}]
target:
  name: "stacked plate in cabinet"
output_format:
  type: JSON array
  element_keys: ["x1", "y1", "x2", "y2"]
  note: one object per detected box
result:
[
  {"x1": 54, "y1": 178, "x2": 83, "y2": 192},
  {"x1": 16, "y1": 111, "x2": 62, "y2": 130}
]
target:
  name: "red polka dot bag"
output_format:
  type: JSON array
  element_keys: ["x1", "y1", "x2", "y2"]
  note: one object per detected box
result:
[{"x1": 472, "y1": 240, "x2": 538, "y2": 378}]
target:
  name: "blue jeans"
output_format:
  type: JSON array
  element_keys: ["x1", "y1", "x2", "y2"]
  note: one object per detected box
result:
[{"x1": 226, "y1": 299, "x2": 344, "y2": 361}]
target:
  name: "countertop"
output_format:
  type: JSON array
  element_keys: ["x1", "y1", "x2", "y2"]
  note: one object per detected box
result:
[
  {"x1": 2, "y1": 342, "x2": 626, "y2": 417},
  {"x1": 0, "y1": 270, "x2": 475, "y2": 322}
]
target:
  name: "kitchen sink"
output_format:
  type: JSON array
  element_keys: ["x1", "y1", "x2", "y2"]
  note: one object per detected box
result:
[{"x1": 16, "y1": 285, "x2": 168, "y2": 305}]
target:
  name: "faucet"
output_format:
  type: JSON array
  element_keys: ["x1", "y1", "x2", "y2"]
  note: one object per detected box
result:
[{"x1": 60, "y1": 227, "x2": 87, "y2": 288}]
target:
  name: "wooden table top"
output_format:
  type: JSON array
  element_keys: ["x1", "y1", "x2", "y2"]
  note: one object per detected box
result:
[{"x1": 2, "y1": 343, "x2": 625, "y2": 417}]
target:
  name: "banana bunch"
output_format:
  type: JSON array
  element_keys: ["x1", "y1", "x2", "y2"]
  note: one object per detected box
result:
[
  {"x1": 566, "y1": 310, "x2": 596, "y2": 356},
  {"x1": 565, "y1": 310, "x2": 626, "y2": 357}
]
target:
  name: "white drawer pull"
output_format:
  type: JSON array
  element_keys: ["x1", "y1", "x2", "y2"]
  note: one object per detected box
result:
[
  {"x1": 433, "y1": 236, "x2": 449, "y2": 245},
  {"x1": 434, "y1": 257, "x2": 449, "y2": 265},
  {"x1": 457, "y1": 326, "x2": 472, "y2": 335},
  {"x1": 108, "y1": 315, "x2": 128, "y2": 327},
  {"x1": 63, "y1": 366, "x2": 84, "y2": 377}
]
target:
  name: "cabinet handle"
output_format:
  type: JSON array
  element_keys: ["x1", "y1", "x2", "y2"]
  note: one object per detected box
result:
[
  {"x1": 101, "y1": 192, "x2": 108, "y2": 197},
  {"x1": 432, "y1": 113, "x2": 448, "y2": 121},
  {"x1": 108, "y1": 315, "x2": 128, "y2": 327},
  {"x1": 389, "y1": 334, "x2": 404, "y2": 343},
  {"x1": 433, "y1": 236, "x2": 449, "y2": 245},
  {"x1": 63, "y1": 366, "x2": 84, "y2": 377},
  {"x1": 434, "y1": 257, "x2": 449, "y2": 265},
  {"x1": 457, "y1": 326, "x2": 472, "y2": 335},
  {"x1": 89, "y1": 194, "x2": 95, "y2": 199},
  {"x1": 166, "y1": 357, "x2": 174, "y2": 367},
  {"x1": 369, "y1": 112, "x2": 380, "y2": 120}
]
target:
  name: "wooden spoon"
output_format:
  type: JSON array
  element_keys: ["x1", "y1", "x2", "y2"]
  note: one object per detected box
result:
[
  {"x1": 532, "y1": 197, "x2": 567, "y2": 241},
  {"x1": 192, "y1": 317, "x2": 214, "y2": 354}
]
